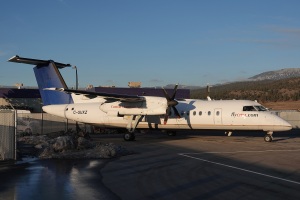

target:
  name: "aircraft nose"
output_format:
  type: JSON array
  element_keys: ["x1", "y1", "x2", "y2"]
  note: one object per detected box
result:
[
  {"x1": 282, "y1": 120, "x2": 292, "y2": 131},
  {"x1": 277, "y1": 117, "x2": 292, "y2": 131}
]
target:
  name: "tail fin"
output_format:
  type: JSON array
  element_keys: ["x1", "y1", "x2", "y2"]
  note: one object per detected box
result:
[{"x1": 8, "y1": 55, "x2": 74, "y2": 105}]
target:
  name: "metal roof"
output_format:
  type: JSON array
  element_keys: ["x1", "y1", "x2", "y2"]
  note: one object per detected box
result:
[{"x1": 0, "y1": 88, "x2": 40, "y2": 98}]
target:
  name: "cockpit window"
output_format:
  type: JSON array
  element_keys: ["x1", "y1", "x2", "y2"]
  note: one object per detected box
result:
[
  {"x1": 243, "y1": 106, "x2": 256, "y2": 111},
  {"x1": 254, "y1": 106, "x2": 268, "y2": 111}
]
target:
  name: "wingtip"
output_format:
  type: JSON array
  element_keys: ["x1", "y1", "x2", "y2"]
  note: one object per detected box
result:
[{"x1": 8, "y1": 55, "x2": 19, "y2": 62}]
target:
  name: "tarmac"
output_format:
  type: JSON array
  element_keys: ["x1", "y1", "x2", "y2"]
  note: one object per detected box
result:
[{"x1": 1, "y1": 130, "x2": 300, "y2": 199}]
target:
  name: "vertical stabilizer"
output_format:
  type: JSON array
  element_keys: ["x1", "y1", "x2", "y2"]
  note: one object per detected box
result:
[
  {"x1": 8, "y1": 55, "x2": 74, "y2": 105},
  {"x1": 34, "y1": 62, "x2": 73, "y2": 105}
]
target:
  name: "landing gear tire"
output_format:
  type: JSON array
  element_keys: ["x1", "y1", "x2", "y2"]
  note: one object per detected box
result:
[
  {"x1": 264, "y1": 135, "x2": 273, "y2": 142},
  {"x1": 124, "y1": 133, "x2": 135, "y2": 141}
]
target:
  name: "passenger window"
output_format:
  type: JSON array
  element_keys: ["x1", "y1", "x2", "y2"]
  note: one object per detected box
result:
[
  {"x1": 199, "y1": 111, "x2": 202, "y2": 116},
  {"x1": 208, "y1": 111, "x2": 211, "y2": 116},
  {"x1": 216, "y1": 111, "x2": 220, "y2": 116},
  {"x1": 193, "y1": 111, "x2": 196, "y2": 116}
]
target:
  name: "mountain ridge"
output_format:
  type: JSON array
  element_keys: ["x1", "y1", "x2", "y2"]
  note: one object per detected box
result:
[
  {"x1": 249, "y1": 68, "x2": 300, "y2": 81},
  {"x1": 190, "y1": 76, "x2": 300, "y2": 105},
  {"x1": 164, "y1": 68, "x2": 300, "y2": 90}
]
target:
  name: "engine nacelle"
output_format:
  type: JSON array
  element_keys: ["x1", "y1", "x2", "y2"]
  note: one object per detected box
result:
[{"x1": 99, "y1": 96, "x2": 167, "y2": 115}]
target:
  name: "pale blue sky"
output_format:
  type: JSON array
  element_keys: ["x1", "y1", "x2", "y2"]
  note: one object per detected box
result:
[{"x1": 1, "y1": 0, "x2": 300, "y2": 88}]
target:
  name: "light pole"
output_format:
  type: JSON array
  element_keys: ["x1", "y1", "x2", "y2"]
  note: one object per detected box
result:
[
  {"x1": 72, "y1": 65, "x2": 79, "y2": 134},
  {"x1": 72, "y1": 66, "x2": 78, "y2": 90}
]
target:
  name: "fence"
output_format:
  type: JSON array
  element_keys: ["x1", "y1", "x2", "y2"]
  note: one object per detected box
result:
[
  {"x1": 0, "y1": 110, "x2": 16, "y2": 160},
  {"x1": 1, "y1": 111, "x2": 87, "y2": 161},
  {"x1": 18, "y1": 113, "x2": 72, "y2": 135}
]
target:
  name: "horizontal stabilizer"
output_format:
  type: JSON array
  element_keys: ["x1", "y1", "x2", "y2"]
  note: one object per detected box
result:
[
  {"x1": 46, "y1": 88, "x2": 146, "y2": 102},
  {"x1": 8, "y1": 55, "x2": 71, "y2": 69}
]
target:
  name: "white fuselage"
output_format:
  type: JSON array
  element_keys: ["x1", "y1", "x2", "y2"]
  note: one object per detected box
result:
[{"x1": 42, "y1": 97, "x2": 292, "y2": 132}]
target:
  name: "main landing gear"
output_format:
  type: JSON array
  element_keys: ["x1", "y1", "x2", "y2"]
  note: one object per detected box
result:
[
  {"x1": 123, "y1": 115, "x2": 142, "y2": 141},
  {"x1": 264, "y1": 131, "x2": 273, "y2": 142},
  {"x1": 123, "y1": 132, "x2": 135, "y2": 141}
]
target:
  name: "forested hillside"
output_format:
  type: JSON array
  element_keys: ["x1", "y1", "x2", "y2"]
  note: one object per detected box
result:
[{"x1": 191, "y1": 77, "x2": 300, "y2": 103}]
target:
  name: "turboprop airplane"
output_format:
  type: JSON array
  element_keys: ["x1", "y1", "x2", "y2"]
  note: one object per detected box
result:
[{"x1": 8, "y1": 55, "x2": 292, "y2": 142}]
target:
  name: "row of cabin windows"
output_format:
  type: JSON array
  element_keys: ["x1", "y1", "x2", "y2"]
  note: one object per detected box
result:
[
  {"x1": 170, "y1": 110, "x2": 220, "y2": 116},
  {"x1": 170, "y1": 105, "x2": 266, "y2": 117}
]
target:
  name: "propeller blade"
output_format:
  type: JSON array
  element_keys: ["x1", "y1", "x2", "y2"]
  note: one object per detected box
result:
[
  {"x1": 162, "y1": 88, "x2": 171, "y2": 101},
  {"x1": 162, "y1": 84, "x2": 181, "y2": 125},
  {"x1": 163, "y1": 114, "x2": 169, "y2": 125},
  {"x1": 172, "y1": 106, "x2": 181, "y2": 118},
  {"x1": 170, "y1": 84, "x2": 178, "y2": 100},
  {"x1": 164, "y1": 107, "x2": 171, "y2": 125}
]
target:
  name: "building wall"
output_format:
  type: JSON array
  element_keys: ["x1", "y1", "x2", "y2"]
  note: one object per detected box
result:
[
  {"x1": 0, "y1": 97, "x2": 42, "y2": 113},
  {"x1": 0, "y1": 88, "x2": 42, "y2": 112},
  {"x1": 272, "y1": 110, "x2": 300, "y2": 129}
]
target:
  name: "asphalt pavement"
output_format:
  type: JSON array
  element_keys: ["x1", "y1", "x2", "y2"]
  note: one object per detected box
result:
[{"x1": 1, "y1": 130, "x2": 300, "y2": 200}]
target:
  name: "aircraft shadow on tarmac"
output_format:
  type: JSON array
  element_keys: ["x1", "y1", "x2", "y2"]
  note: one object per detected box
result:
[{"x1": 101, "y1": 129, "x2": 300, "y2": 142}]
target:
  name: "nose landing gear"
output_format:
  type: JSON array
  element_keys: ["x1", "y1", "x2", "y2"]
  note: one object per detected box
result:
[{"x1": 264, "y1": 131, "x2": 273, "y2": 142}]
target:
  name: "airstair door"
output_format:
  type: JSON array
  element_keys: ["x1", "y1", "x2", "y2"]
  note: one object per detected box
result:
[{"x1": 214, "y1": 108, "x2": 222, "y2": 125}]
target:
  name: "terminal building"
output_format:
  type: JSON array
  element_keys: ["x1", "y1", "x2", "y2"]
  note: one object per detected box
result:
[{"x1": 0, "y1": 88, "x2": 41, "y2": 112}]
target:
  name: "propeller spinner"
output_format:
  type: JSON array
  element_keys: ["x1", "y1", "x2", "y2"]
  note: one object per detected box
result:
[{"x1": 162, "y1": 84, "x2": 181, "y2": 124}]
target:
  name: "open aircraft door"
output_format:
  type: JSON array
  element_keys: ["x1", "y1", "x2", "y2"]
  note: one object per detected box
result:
[{"x1": 214, "y1": 108, "x2": 222, "y2": 125}]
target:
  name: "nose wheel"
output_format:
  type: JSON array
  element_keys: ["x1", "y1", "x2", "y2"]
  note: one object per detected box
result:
[{"x1": 264, "y1": 132, "x2": 273, "y2": 142}]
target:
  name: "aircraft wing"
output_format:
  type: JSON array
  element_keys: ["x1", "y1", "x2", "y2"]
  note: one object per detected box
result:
[{"x1": 45, "y1": 88, "x2": 145, "y2": 102}]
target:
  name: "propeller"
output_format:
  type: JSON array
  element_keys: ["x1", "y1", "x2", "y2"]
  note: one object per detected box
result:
[{"x1": 162, "y1": 84, "x2": 181, "y2": 124}]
